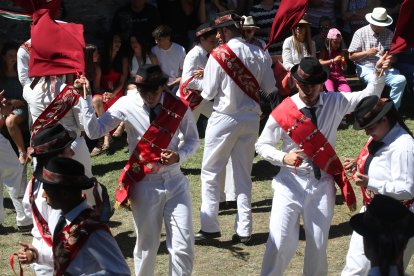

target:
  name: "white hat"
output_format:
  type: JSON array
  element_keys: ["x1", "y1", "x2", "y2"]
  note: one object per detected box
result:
[
  {"x1": 242, "y1": 16, "x2": 259, "y2": 29},
  {"x1": 365, "y1": 7, "x2": 393, "y2": 27}
]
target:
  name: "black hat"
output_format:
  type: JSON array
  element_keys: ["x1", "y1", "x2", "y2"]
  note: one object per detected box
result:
[
  {"x1": 291, "y1": 57, "x2": 329, "y2": 85},
  {"x1": 34, "y1": 157, "x2": 94, "y2": 189},
  {"x1": 133, "y1": 64, "x2": 168, "y2": 91},
  {"x1": 353, "y1": 96, "x2": 394, "y2": 130},
  {"x1": 213, "y1": 11, "x2": 243, "y2": 29},
  {"x1": 196, "y1": 22, "x2": 216, "y2": 37},
  {"x1": 29, "y1": 124, "x2": 76, "y2": 157},
  {"x1": 350, "y1": 194, "x2": 414, "y2": 238}
]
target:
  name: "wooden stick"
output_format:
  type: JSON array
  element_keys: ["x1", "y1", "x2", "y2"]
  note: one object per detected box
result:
[{"x1": 83, "y1": 83, "x2": 87, "y2": 99}]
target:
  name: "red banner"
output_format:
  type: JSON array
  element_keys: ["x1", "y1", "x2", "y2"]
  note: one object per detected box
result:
[
  {"x1": 265, "y1": 0, "x2": 308, "y2": 50},
  {"x1": 390, "y1": 0, "x2": 414, "y2": 54}
]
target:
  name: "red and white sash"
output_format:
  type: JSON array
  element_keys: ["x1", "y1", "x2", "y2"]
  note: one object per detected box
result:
[
  {"x1": 178, "y1": 76, "x2": 203, "y2": 110},
  {"x1": 355, "y1": 138, "x2": 414, "y2": 208},
  {"x1": 28, "y1": 177, "x2": 53, "y2": 247},
  {"x1": 272, "y1": 97, "x2": 357, "y2": 211},
  {"x1": 53, "y1": 208, "x2": 109, "y2": 276},
  {"x1": 116, "y1": 92, "x2": 188, "y2": 206},
  {"x1": 31, "y1": 85, "x2": 81, "y2": 139},
  {"x1": 211, "y1": 44, "x2": 260, "y2": 104},
  {"x1": 20, "y1": 41, "x2": 31, "y2": 55}
]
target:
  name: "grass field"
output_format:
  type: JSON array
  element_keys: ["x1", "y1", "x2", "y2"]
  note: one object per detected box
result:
[{"x1": 1, "y1": 119, "x2": 414, "y2": 275}]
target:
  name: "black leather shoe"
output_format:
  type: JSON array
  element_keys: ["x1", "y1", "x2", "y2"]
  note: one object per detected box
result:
[
  {"x1": 17, "y1": 224, "x2": 33, "y2": 233},
  {"x1": 195, "y1": 230, "x2": 221, "y2": 241},
  {"x1": 232, "y1": 233, "x2": 251, "y2": 245}
]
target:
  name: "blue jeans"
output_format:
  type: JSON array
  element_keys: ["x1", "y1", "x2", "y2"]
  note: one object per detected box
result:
[{"x1": 356, "y1": 64, "x2": 406, "y2": 109}]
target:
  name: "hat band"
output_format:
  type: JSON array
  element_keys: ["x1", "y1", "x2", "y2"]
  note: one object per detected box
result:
[
  {"x1": 371, "y1": 14, "x2": 389, "y2": 23},
  {"x1": 358, "y1": 98, "x2": 388, "y2": 127},
  {"x1": 32, "y1": 132, "x2": 72, "y2": 155},
  {"x1": 214, "y1": 14, "x2": 234, "y2": 26},
  {"x1": 196, "y1": 26, "x2": 214, "y2": 37},
  {"x1": 297, "y1": 66, "x2": 325, "y2": 81},
  {"x1": 42, "y1": 167, "x2": 86, "y2": 186}
]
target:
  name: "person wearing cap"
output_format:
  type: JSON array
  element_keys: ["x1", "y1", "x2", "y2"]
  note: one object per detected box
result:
[
  {"x1": 282, "y1": 15, "x2": 316, "y2": 72},
  {"x1": 179, "y1": 21, "x2": 237, "y2": 210},
  {"x1": 18, "y1": 157, "x2": 130, "y2": 275},
  {"x1": 0, "y1": 92, "x2": 32, "y2": 233},
  {"x1": 341, "y1": 95, "x2": 414, "y2": 276},
  {"x1": 79, "y1": 64, "x2": 199, "y2": 275},
  {"x1": 196, "y1": 11, "x2": 276, "y2": 244},
  {"x1": 319, "y1": 28, "x2": 351, "y2": 92},
  {"x1": 255, "y1": 55, "x2": 390, "y2": 276},
  {"x1": 348, "y1": 194, "x2": 414, "y2": 276},
  {"x1": 17, "y1": 123, "x2": 76, "y2": 275},
  {"x1": 348, "y1": 7, "x2": 407, "y2": 110}
]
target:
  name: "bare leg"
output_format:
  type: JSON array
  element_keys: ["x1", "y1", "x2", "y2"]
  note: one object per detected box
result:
[{"x1": 6, "y1": 114, "x2": 27, "y2": 164}]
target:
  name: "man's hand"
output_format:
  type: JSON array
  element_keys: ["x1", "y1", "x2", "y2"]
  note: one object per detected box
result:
[
  {"x1": 283, "y1": 149, "x2": 304, "y2": 166},
  {"x1": 0, "y1": 91, "x2": 14, "y2": 115},
  {"x1": 354, "y1": 171, "x2": 369, "y2": 187},
  {"x1": 193, "y1": 67, "x2": 204, "y2": 79},
  {"x1": 366, "y1": 48, "x2": 379, "y2": 57},
  {"x1": 73, "y1": 75, "x2": 91, "y2": 97},
  {"x1": 103, "y1": 91, "x2": 115, "y2": 103},
  {"x1": 375, "y1": 51, "x2": 391, "y2": 74},
  {"x1": 17, "y1": 242, "x2": 38, "y2": 264},
  {"x1": 160, "y1": 149, "x2": 180, "y2": 165}
]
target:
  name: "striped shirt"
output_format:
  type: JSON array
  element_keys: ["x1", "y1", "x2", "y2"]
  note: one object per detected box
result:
[{"x1": 348, "y1": 25, "x2": 393, "y2": 67}]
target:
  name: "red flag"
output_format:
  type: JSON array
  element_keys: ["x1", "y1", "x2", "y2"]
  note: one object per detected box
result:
[
  {"x1": 29, "y1": 9, "x2": 85, "y2": 77},
  {"x1": 14, "y1": 0, "x2": 61, "y2": 19},
  {"x1": 265, "y1": 0, "x2": 308, "y2": 50},
  {"x1": 390, "y1": 0, "x2": 414, "y2": 54}
]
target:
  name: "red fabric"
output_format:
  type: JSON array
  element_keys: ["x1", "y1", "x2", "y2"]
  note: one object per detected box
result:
[
  {"x1": 14, "y1": 0, "x2": 62, "y2": 19},
  {"x1": 390, "y1": 0, "x2": 414, "y2": 54},
  {"x1": 265, "y1": 0, "x2": 308, "y2": 50},
  {"x1": 29, "y1": 9, "x2": 85, "y2": 77},
  {"x1": 273, "y1": 60, "x2": 295, "y2": 96}
]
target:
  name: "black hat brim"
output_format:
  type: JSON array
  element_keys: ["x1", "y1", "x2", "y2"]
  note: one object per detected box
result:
[
  {"x1": 31, "y1": 130, "x2": 77, "y2": 158},
  {"x1": 353, "y1": 101, "x2": 393, "y2": 130},
  {"x1": 34, "y1": 167, "x2": 95, "y2": 190},
  {"x1": 291, "y1": 63, "x2": 329, "y2": 85},
  {"x1": 133, "y1": 76, "x2": 168, "y2": 90}
]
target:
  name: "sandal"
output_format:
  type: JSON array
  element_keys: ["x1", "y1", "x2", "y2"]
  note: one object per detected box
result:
[
  {"x1": 18, "y1": 151, "x2": 27, "y2": 165},
  {"x1": 112, "y1": 124, "x2": 124, "y2": 138},
  {"x1": 90, "y1": 146, "x2": 103, "y2": 157}
]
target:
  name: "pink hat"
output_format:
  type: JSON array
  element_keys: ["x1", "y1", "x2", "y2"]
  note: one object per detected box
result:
[{"x1": 326, "y1": 28, "x2": 342, "y2": 39}]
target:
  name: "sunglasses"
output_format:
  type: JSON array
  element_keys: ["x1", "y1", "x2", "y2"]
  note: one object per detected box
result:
[{"x1": 296, "y1": 24, "x2": 307, "y2": 29}]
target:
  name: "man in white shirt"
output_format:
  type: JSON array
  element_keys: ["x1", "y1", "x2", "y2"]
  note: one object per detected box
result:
[
  {"x1": 18, "y1": 157, "x2": 130, "y2": 276},
  {"x1": 256, "y1": 56, "x2": 390, "y2": 276},
  {"x1": 151, "y1": 25, "x2": 186, "y2": 93},
  {"x1": 80, "y1": 64, "x2": 199, "y2": 275},
  {"x1": 342, "y1": 95, "x2": 414, "y2": 276},
  {"x1": 195, "y1": 11, "x2": 276, "y2": 244}
]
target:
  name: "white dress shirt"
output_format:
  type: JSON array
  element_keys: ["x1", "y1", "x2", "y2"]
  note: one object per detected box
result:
[
  {"x1": 180, "y1": 44, "x2": 209, "y2": 92},
  {"x1": 23, "y1": 77, "x2": 84, "y2": 136},
  {"x1": 49, "y1": 200, "x2": 130, "y2": 276},
  {"x1": 17, "y1": 39, "x2": 32, "y2": 87},
  {"x1": 201, "y1": 37, "x2": 276, "y2": 115},
  {"x1": 256, "y1": 74, "x2": 385, "y2": 173},
  {"x1": 80, "y1": 91, "x2": 199, "y2": 170},
  {"x1": 367, "y1": 124, "x2": 414, "y2": 200},
  {"x1": 151, "y1": 43, "x2": 186, "y2": 83}
]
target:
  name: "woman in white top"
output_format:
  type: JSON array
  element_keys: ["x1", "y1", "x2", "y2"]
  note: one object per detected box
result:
[{"x1": 282, "y1": 16, "x2": 316, "y2": 71}]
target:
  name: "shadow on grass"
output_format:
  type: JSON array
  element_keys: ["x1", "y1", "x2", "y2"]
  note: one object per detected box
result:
[
  {"x1": 114, "y1": 230, "x2": 135, "y2": 258},
  {"x1": 295, "y1": 221, "x2": 352, "y2": 241},
  {"x1": 4, "y1": 198, "x2": 14, "y2": 209},
  {"x1": 195, "y1": 239, "x2": 251, "y2": 260},
  {"x1": 92, "y1": 160, "x2": 126, "y2": 176},
  {"x1": 182, "y1": 167, "x2": 201, "y2": 175},
  {"x1": 251, "y1": 160, "x2": 279, "y2": 181}
]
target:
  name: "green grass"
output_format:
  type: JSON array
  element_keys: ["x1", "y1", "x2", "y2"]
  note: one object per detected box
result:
[{"x1": 1, "y1": 120, "x2": 414, "y2": 275}]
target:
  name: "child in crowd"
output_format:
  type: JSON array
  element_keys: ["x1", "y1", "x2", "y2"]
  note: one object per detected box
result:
[{"x1": 319, "y1": 28, "x2": 351, "y2": 92}]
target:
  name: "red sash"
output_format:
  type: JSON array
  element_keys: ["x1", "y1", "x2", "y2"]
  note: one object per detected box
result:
[
  {"x1": 116, "y1": 92, "x2": 188, "y2": 206},
  {"x1": 31, "y1": 85, "x2": 81, "y2": 139},
  {"x1": 178, "y1": 76, "x2": 203, "y2": 110},
  {"x1": 272, "y1": 97, "x2": 356, "y2": 211},
  {"x1": 53, "y1": 208, "x2": 109, "y2": 276},
  {"x1": 20, "y1": 41, "x2": 31, "y2": 55},
  {"x1": 211, "y1": 44, "x2": 260, "y2": 104},
  {"x1": 29, "y1": 177, "x2": 53, "y2": 247},
  {"x1": 355, "y1": 138, "x2": 414, "y2": 208}
]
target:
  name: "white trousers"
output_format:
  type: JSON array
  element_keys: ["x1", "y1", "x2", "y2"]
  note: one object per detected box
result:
[
  {"x1": 200, "y1": 111, "x2": 259, "y2": 236},
  {"x1": 129, "y1": 168, "x2": 194, "y2": 276},
  {"x1": 261, "y1": 168, "x2": 336, "y2": 276},
  {"x1": 341, "y1": 205, "x2": 414, "y2": 276},
  {"x1": 0, "y1": 134, "x2": 32, "y2": 226}
]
